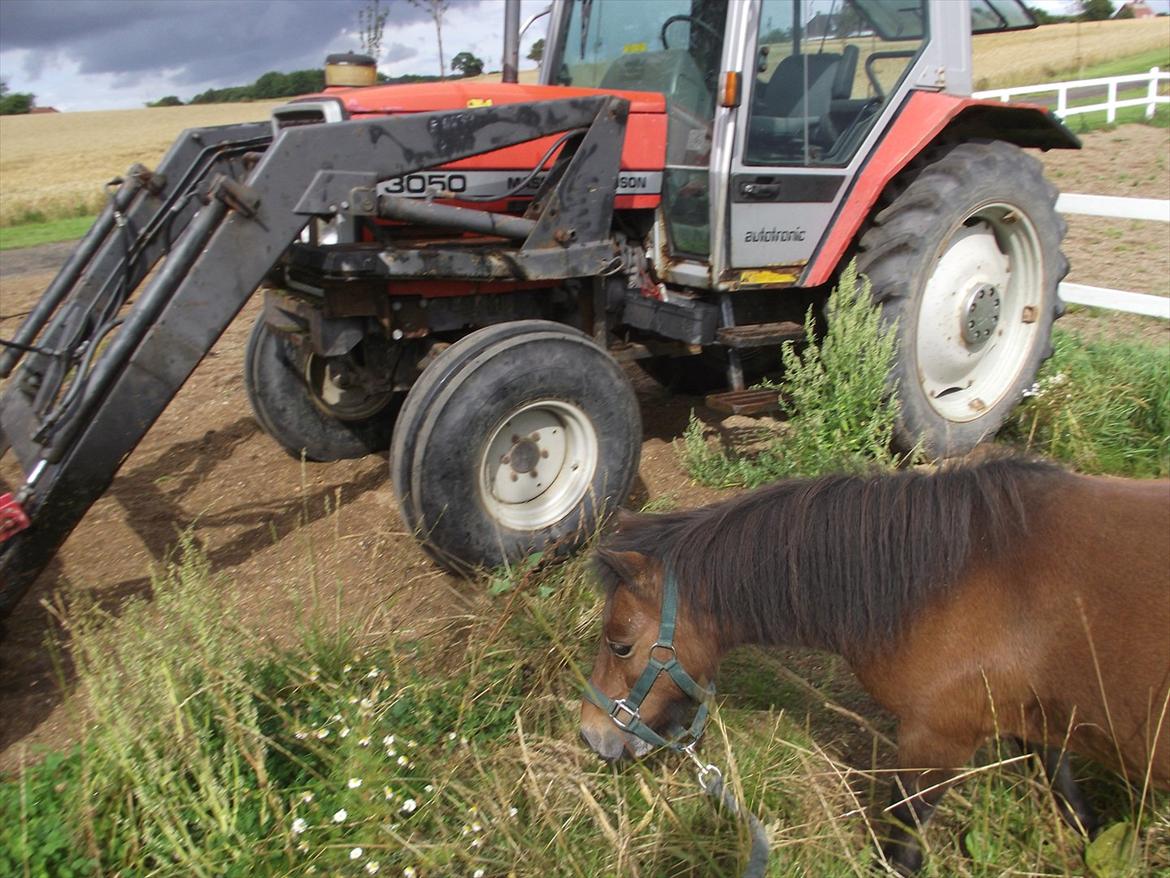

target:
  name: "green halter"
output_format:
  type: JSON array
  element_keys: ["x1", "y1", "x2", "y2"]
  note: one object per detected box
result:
[{"x1": 584, "y1": 570, "x2": 714, "y2": 752}]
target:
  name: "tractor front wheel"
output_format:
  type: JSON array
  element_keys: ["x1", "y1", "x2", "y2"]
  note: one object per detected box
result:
[
  {"x1": 390, "y1": 321, "x2": 641, "y2": 574},
  {"x1": 857, "y1": 140, "x2": 1067, "y2": 458}
]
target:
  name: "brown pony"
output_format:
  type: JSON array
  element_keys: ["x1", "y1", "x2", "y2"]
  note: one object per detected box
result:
[{"x1": 579, "y1": 457, "x2": 1170, "y2": 874}]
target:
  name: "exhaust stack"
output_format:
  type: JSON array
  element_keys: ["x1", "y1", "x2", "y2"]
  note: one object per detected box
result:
[{"x1": 502, "y1": 0, "x2": 521, "y2": 83}]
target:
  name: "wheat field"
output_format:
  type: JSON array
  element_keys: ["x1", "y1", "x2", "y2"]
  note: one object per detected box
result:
[{"x1": 1, "y1": 19, "x2": 1167, "y2": 226}]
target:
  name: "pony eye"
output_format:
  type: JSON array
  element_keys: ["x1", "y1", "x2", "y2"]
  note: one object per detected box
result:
[{"x1": 608, "y1": 641, "x2": 633, "y2": 658}]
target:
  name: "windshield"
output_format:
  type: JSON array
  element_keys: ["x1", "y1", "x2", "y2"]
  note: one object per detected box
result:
[{"x1": 551, "y1": 0, "x2": 717, "y2": 88}]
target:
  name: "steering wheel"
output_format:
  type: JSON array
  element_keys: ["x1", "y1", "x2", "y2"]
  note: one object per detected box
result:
[{"x1": 660, "y1": 14, "x2": 720, "y2": 51}]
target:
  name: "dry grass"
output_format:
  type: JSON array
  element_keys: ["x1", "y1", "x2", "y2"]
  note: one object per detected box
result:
[
  {"x1": 0, "y1": 101, "x2": 284, "y2": 226},
  {"x1": 1, "y1": 20, "x2": 1167, "y2": 226},
  {"x1": 972, "y1": 19, "x2": 1170, "y2": 91}
]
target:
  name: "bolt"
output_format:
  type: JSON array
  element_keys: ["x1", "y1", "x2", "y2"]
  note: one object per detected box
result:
[
  {"x1": 501, "y1": 454, "x2": 510, "y2": 464},
  {"x1": 392, "y1": 329, "x2": 404, "y2": 340},
  {"x1": 511, "y1": 474, "x2": 518, "y2": 482},
  {"x1": 531, "y1": 432, "x2": 540, "y2": 441},
  {"x1": 511, "y1": 434, "x2": 520, "y2": 444},
  {"x1": 530, "y1": 470, "x2": 539, "y2": 479},
  {"x1": 541, "y1": 450, "x2": 549, "y2": 459}
]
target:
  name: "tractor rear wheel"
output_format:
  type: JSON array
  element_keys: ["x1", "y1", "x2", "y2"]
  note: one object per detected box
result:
[
  {"x1": 244, "y1": 316, "x2": 399, "y2": 461},
  {"x1": 390, "y1": 321, "x2": 641, "y2": 574},
  {"x1": 857, "y1": 141, "x2": 1066, "y2": 458}
]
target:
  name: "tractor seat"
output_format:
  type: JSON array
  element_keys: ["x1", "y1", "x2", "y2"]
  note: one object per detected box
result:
[{"x1": 748, "y1": 44, "x2": 859, "y2": 154}]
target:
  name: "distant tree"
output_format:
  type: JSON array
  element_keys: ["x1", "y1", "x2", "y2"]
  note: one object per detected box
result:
[
  {"x1": 451, "y1": 51, "x2": 484, "y2": 77},
  {"x1": 1114, "y1": 3, "x2": 1135, "y2": 18},
  {"x1": 1078, "y1": 0, "x2": 1115, "y2": 20},
  {"x1": 253, "y1": 71, "x2": 291, "y2": 99},
  {"x1": 0, "y1": 80, "x2": 35, "y2": 115},
  {"x1": 408, "y1": 0, "x2": 449, "y2": 80},
  {"x1": 1027, "y1": 5, "x2": 1067, "y2": 24},
  {"x1": 359, "y1": 0, "x2": 388, "y2": 58},
  {"x1": 147, "y1": 95, "x2": 184, "y2": 107},
  {"x1": 527, "y1": 38, "x2": 544, "y2": 62}
]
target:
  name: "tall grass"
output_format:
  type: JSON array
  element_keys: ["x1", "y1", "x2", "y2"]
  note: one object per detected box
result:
[
  {"x1": 1002, "y1": 328, "x2": 1170, "y2": 478},
  {"x1": 2, "y1": 534, "x2": 1167, "y2": 876},
  {"x1": 681, "y1": 263, "x2": 905, "y2": 487}
]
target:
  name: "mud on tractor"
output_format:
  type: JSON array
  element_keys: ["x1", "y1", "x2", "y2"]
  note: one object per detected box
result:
[{"x1": 0, "y1": 0, "x2": 1077, "y2": 617}]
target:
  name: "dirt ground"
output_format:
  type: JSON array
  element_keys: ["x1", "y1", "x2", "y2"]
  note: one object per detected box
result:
[{"x1": 1, "y1": 126, "x2": 1167, "y2": 772}]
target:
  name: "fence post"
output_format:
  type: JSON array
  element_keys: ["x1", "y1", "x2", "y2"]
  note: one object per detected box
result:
[
  {"x1": 1148, "y1": 67, "x2": 1160, "y2": 121},
  {"x1": 1056, "y1": 84, "x2": 1067, "y2": 118},
  {"x1": 1107, "y1": 80, "x2": 1117, "y2": 124}
]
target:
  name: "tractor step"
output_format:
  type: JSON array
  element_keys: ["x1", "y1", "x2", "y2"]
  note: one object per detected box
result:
[
  {"x1": 716, "y1": 321, "x2": 804, "y2": 349},
  {"x1": 704, "y1": 389, "x2": 781, "y2": 416}
]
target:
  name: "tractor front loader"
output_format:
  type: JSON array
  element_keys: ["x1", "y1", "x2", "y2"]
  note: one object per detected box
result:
[{"x1": 1, "y1": 0, "x2": 1079, "y2": 620}]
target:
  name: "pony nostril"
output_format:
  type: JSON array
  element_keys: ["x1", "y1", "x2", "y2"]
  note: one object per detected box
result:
[{"x1": 580, "y1": 726, "x2": 624, "y2": 762}]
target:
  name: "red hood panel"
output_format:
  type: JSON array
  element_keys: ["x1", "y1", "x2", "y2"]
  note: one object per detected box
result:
[{"x1": 328, "y1": 80, "x2": 667, "y2": 116}]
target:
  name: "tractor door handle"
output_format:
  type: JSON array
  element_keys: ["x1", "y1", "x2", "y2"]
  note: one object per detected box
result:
[{"x1": 739, "y1": 181, "x2": 780, "y2": 200}]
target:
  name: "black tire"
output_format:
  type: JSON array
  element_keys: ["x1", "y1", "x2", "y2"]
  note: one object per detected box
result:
[
  {"x1": 857, "y1": 140, "x2": 1067, "y2": 459},
  {"x1": 391, "y1": 321, "x2": 641, "y2": 573},
  {"x1": 244, "y1": 316, "x2": 398, "y2": 461}
]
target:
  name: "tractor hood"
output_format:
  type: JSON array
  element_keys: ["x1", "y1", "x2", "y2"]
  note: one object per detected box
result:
[{"x1": 277, "y1": 81, "x2": 668, "y2": 209}]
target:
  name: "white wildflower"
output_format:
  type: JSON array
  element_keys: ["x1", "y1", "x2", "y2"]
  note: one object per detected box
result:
[
  {"x1": 348, "y1": 777, "x2": 363, "y2": 789},
  {"x1": 472, "y1": 823, "x2": 482, "y2": 833},
  {"x1": 474, "y1": 870, "x2": 485, "y2": 878},
  {"x1": 350, "y1": 847, "x2": 364, "y2": 860},
  {"x1": 340, "y1": 727, "x2": 350, "y2": 738},
  {"x1": 404, "y1": 868, "x2": 417, "y2": 878},
  {"x1": 470, "y1": 837, "x2": 482, "y2": 849},
  {"x1": 366, "y1": 863, "x2": 381, "y2": 875},
  {"x1": 446, "y1": 732, "x2": 457, "y2": 742},
  {"x1": 294, "y1": 730, "x2": 307, "y2": 740},
  {"x1": 316, "y1": 728, "x2": 330, "y2": 739},
  {"x1": 508, "y1": 806, "x2": 518, "y2": 818},
  {"x1": 401, "y1": 798, "x2": 418, "y2": 814},
  {"x1": 367, "y1": 668, "x2": 380, "y2": 678},
  {"x1": 383, "y1": 735, "x2": 396, "y2": 746},
  {"x1": 301, "y1": 791, "x2": 314, "y2": 804},
  {"x1": 331, "y1": 713, "x2": 342, "y2": 722},
  {"x1": 424, "y1": 784, "x2": 434, "y2": 793},
  {"x1": 396, "y1": 755, "x2": 409, "y2": 767},
  {"x1": 343, "y1": 665, "x2": 353, "y2": 673},
  {"x1": 359, "y1": 737, "x2": 371, "y2": 747},
  {"x1": 360, "y1": 696, "x2": 376, "y2": 710},
  {"x1": 291, "y1": 817, "x2": 307, "y2": 835},
  {"x1": 333, "y1": 808, "x2": 348, "y2": 823}
]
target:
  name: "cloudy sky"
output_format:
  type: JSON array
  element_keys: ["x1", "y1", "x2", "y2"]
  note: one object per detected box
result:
[
  {"x1": 0, "y1": 0, "x2": 1165, "y2": 112},
  {"x1": 0, "y1": 0, "x2": 549, "y2": 111}
]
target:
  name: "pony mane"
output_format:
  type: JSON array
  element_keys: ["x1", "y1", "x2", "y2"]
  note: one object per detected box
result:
[{"x1": 596, "y1": 456, "x2": 1065, "y2": 658}]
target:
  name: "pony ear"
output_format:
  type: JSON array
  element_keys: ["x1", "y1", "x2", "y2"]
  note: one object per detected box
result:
[
  {"x1": 615, "y1": 508, "x2": 644, "y2": 529},
  {"x1": 594, "y1": 548, "x2": 662, "y2": 597}
]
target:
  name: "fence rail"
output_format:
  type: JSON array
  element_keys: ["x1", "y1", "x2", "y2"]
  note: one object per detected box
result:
[
  {"x1": 1054, "y1": 192, "x2": 1169, "y2": 319},
  {"x1": 973, "y1": 67, "x2": 1168, "y2": 123}
]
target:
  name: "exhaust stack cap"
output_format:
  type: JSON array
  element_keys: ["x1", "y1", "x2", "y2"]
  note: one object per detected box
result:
[{"x1": 325, "y1": 52, "x2": 377, "y2": 88}]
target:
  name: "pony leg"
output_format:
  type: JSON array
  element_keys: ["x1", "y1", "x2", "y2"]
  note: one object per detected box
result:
[
  {"x1": 878, "y1": 728, "x2": 977, "y2": 875},
  {"x1": 879, "y1": 766, "x2": 957, "y2": 875},
  {"x1": 1032, "y1": 744, "x2": 1099, "y2": 838}
]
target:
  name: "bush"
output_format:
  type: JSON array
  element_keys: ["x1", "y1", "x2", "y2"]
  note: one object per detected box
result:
[{"x1": 680, "y1": 262, "x2": 905, "y2": 487}]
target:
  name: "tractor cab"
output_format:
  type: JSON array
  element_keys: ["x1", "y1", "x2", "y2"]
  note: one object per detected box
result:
[{"x1": 543, "y1": 0, "x2": 1048, "y2": 287}]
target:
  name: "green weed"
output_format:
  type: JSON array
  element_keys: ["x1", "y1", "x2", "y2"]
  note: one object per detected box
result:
[{"x1": 680, "y1": 262, "x2": 904, "y2": 487}]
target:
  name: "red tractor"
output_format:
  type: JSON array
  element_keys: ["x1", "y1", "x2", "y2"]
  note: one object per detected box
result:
[{"x1": 0, "y1": 0, "x2": 1076, "y2": 616}]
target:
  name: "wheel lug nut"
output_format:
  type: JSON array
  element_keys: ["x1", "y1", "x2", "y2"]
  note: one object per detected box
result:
[
  {"x1": 531, "y1": 432, "x2": 540, "y2": 441},
  {"x1": 511, "y1": 434, "x2": 520, "y2": 444},
  {"x1": 501, "y1": 455, "x2": 510, "y2": 464},
  {"x1": 510, "y1": 474, "x2": 518, "y2": 482},
  {"x1": 530, "y1": 470, "x2": 539, "y2": 479},
  {"x1": 541, "y1": 450, "x2": 549, "y2": 458}
]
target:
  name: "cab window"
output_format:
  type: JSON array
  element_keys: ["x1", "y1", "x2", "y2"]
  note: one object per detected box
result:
[{"x1": 745, "y1": 0, "x2": 928, "y2": 167}]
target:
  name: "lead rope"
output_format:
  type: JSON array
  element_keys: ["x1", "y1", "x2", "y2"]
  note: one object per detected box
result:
[{"x1": 682, "y1": 742, "x2": 770, "y2": 878}]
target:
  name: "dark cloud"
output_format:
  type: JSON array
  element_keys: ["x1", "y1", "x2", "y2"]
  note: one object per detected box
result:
[
  {"x1": 383, "y1": 42, "x2": 419, "y2": 64},
  {"x1": 0, "y1": 0, "x2": 462, "y2": 90}
]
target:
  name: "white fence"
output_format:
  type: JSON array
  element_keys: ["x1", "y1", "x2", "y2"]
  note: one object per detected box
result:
[
  {"x1": 973, "y1": 67, "x2": 1169, "y2": 123},
  {"x1": 1055, "y1": 193, "x2": 1170, "y2": 320}
]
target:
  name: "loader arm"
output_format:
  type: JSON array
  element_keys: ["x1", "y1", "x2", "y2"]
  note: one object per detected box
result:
[{"x1": 0, "y1": 96, "x2": 626, "y2": 617}]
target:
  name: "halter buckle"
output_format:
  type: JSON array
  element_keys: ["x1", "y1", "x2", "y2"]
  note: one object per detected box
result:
[
  {"x1": 609, "y1": 698, "x2": 639, "y2": 731},
  {"x1": 649, "y1": 641, "x2": 676, "y2": 664}
]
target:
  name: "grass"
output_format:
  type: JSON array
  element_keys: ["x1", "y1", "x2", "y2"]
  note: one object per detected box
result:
[
  {"x1": 971, "y1": 18, "x2": 1170, "y2": 92},
  {"x1": 680, "y1": 263, "x2": 907, "y2": 488},
  {"x1": 0, "y1": 214, "x2": 97, "y2": 250},
  {"x1": 1063, "y1": 103, "x2": 1170, "y2": 134},
  {"x1": 1002, "y1": 327, "x2": 1170, "y2": 478},
  {"x1": 2, "y1": 525, "x2": 1167, "y2": 877}
]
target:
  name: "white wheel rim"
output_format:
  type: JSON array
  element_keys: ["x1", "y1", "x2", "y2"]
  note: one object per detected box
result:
[
  {"x1": 479, "y1": 400, "x2": 599, "y2": 531},
  {"x1": 916, "y1": 203, "x2": 1044, "y2": 423}
]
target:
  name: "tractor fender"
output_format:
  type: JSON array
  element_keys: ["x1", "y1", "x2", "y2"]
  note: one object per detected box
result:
[{"x1": 801, "y1": 91, "x2": 1080, "y2": 288}]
